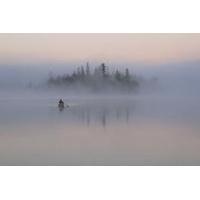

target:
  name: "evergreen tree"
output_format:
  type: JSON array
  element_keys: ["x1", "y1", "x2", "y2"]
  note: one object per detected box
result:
[
  {"x1": 81, "y1": 66, "x2": 85, "y2": 79},
  {"x1": 86, "y1": 62, "x2": 90, "y2": 76},
  {"x1": 77, "y1": 67, "x2": 81, "y2": 77},
  {"x1": 101, "y1": 63, "x2": 106, "y2": 78},
  {"x1": 47, "y1": 62, "x2": 140, "y2": 92},
  {"x1": 125, "y1": 68, "x2": 130, "y2": 82},
  {"x1": 115, "y1": 70, "x2": 121, "y2": 81}
]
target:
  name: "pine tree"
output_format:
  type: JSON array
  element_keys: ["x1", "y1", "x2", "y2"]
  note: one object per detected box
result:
[
  {"x1": 125, "y1": 68, "x2": 130, "y2": 82},
  {"x1": 47, "y1": 62, "x2": 140, "y2": 92},
  {"x1": 81, "y1": 66, "x2": 85, "y2": 79},
  {"x1": 77, "y1": 67, "x2": 81, "y2": 77},
  {"x1": 115, "y1": 70, "x2": 121, "y2": 81},
  {"x1": 86, "y1": 62, "x2": 90, "y2": 76},
  {"x1": 101, "y1": 63, "x2": 106, "y2": 78}
]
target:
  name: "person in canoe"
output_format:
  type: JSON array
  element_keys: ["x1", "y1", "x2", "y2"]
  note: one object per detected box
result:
[{"x1": 58, "y1": 99, "x2": 64, "y2": 110}]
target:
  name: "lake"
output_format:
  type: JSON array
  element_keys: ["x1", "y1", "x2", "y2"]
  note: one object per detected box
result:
[{"x1": 0, "y1": 92, "x2": 200, "y2": 165}]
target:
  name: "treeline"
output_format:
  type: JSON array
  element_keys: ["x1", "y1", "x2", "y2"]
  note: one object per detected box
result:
[{"x1": 47, "y1": 63, "x2": 139, "y2": 93}]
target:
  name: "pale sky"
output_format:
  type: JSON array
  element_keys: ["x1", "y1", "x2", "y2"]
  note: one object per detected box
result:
[{"x1": 0, "y1": 33, "x2": 200, "y2": 64}]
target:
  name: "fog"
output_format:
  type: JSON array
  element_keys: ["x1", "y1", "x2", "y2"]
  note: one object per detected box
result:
[
  {"x1": 1, "y1": 61, "x2": 200, "y2": 165},
  {"x1": 1, "y1": 60, "x2": 200, "y2": 96}
]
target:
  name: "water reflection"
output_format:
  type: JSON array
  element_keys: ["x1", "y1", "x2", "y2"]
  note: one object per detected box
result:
[
  {"x1": 58, "y1": 106, "x2": 64, "y2": 112},
  {"x1": 1, "y1": 97, "x2": 200, "y2": 165},
  {"x1": 56, "y1": 100, "x2": 135, "y2": 128}
]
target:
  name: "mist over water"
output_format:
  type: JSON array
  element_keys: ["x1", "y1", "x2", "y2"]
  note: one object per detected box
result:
[{"x1": 1, "y1": 61, "x2": 200, "y2": 165}]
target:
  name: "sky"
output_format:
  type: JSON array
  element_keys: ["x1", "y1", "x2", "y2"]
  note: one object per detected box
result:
[{"x1": 0, "y1": 33, "x2": 200, "y2": 65}]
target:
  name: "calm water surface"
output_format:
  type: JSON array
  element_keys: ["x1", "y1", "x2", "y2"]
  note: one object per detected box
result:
[{"x1": 0, "y1": 94, "x2": 200, "y2": 165}]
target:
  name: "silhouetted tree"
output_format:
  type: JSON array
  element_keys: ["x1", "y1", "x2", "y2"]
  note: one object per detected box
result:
[
  {"x1": 86, "y1": 62, "x2": 90, "y2": 76},
  {"x1": 81, "y1": 66, "x2": 85, "y2": 79},
  {"x1": 77, "y1": 67, "x2": 81, "y2": 77},
  {"x1": 47, "y1": 62, "x2": 140, "y2": 93},
  {"x1": 101, "y1": 63, "x2": 107, "y2": 78},
  {"x1": 125, "y1": 68, "x2": 130, "y2": 82},
  {"x1": 115, "y1": 70, "x2": 121, "y2": 81}
]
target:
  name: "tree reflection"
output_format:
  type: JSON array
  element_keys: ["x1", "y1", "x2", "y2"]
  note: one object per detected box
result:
[{"x1": 59, "y1": 101, "x2": 135, "y2": 128}]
